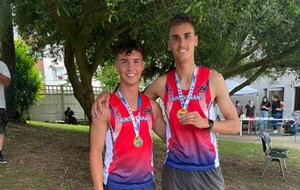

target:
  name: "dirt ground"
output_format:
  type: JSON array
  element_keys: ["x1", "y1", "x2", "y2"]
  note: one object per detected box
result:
[
  {"x1": 0, "y1": 121, "x2": 166, "y2": 190},
  {"x1": 1, "y1": 122, "x2": 93, "y2": 189},
  {"x1": 1, "y1": 122, "x2": 300, "y2": 190}
]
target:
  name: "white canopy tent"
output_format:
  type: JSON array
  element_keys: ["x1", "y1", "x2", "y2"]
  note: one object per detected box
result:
[
  {"x1": 215, "y1": 79, "x2": 259, "y2": 119},
  {"x1": 225, "y1": 79, "x2": 259, "y2": 116},
  {"x1": 225, "y1": 79, "x2": 258, "y2": 96}
]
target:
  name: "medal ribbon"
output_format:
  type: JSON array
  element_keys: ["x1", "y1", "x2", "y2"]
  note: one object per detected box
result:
[
  {"x1": 117, "y1": 88, "x2": 141, "y2": 138},
  {"x1": 175, "y1": 66, "x2": 198, "y2": 110}
]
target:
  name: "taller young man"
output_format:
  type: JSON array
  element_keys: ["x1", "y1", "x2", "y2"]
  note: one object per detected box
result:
[
  {"x1": 144, "y1": 13, "x2": 240, "y2": 190},
  {"x1": 93, "y1": 13, "x2": 240, "y2": 189},
  {"x1": 90, "y1": 39, "x2": 166, "y2": 190}
]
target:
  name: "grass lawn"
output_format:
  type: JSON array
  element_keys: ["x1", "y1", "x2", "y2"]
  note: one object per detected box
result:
[{"x1": 1, "y1": 121, "x2": 300, "y2": 190}]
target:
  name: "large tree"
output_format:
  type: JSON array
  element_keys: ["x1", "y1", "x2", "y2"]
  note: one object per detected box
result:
[
  {"x1": 0, "y1": 0, "x2": 17, "y2": 119},
  {"x1": 13, "y1": 0, "x2": 300, "y2": 123},
  {"x1": 14, "y1": 0, "x2": 172, "y2": 123}
]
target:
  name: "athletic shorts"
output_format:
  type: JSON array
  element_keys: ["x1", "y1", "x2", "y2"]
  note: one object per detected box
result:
[
  {"x1": 161, "y1": 165, "x2": 225, "y2": 190},
  {"x1": 104, "y1": 182, "x2": 156, "y2": 190},
  {"x1": 0, "y1": 108, "x2": 8, "y2": 134}
]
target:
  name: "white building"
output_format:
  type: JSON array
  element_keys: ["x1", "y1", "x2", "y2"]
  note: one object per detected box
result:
[
  {"x1": 30, "y1": 55, "x2": 102, "y2": 122},
  {"x1": 231, "y1": 74, "x2": 300, "y2": 115},
  {"x1": 40, "y1": 55, "x2": 101, "y2": 87}
]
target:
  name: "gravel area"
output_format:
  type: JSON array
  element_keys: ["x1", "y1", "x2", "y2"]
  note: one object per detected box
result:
[{"x1": 218, "y1": 133, "x2": 300, "y2": 150}]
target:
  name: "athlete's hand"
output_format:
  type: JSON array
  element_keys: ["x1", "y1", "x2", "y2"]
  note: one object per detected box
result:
[
  {"x1": 92, "y1": 91, "x2": 111, "y2": 118},
  {"x1": 178, "y1": 111, "x2": 209, "y2": 129}
]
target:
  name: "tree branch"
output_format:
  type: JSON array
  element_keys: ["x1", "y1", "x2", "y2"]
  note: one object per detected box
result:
[
  {"x1": 76, "y1": 0, "x2": 110, "y2": 44},
  {"x1": 43, "y1": 0, "x2": 77, "y2": 43},
  {"x1": 228, "y1": 33, "x2": 260, "y2": 68},
  {"x1": 224, "y1": 40, "x2": 300, "y2": 78},
  {"x1": 90, "y1": 21, "x2": 135, "y2": 73},
  {"x1": 229, "y1": 65, "x2": 267, "y2": 96}
]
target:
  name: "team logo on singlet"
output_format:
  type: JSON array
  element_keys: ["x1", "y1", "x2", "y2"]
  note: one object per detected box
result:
[
  {"x1": 116, "y1": 115, "x2": 151, "y2": 124},
  {"x1": 167, "y1": 87, "x2": 173, "y2": 97},
  {"x1": 143, "y1": 107, "x2": 152, "y2": 115},
  {"x1": 166, "y1": 82, "x2": 205, "y2": 102},
  {"x1": 114, "y1": 110, "x2": 120, "y2": 116},
  {"x1": 196, "y1": 86, "x2": 206, "y2": 93}
]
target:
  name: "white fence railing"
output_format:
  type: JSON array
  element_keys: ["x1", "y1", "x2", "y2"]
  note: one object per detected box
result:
[{"x1": 29, "y1": 85, "x2": 103, "y2": 123}]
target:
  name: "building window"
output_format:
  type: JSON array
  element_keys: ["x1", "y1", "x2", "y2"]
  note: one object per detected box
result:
[
  {"x1": 268, "y1": 88, "x2": 284, "y2": 101},
  {"x1": 53, "y1": 68, "x2": 65, "y2": 80}
]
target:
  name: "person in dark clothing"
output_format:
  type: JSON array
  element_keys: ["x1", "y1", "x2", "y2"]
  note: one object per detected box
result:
[
  {"x1": 258, "y1": 96, "x2": 271, "y2": 133},
  {"x1": 235, "y1": 100, "x2": 244, "y2": 118},
  {"x1": 271, "y1": 95, "x2": 285, "y2": 133},
  {"x1": 245, "y1": 100, "x2": 256, "y2": 134},
  {"x1": 64, "y1": 107, "x2": 77, "y2": 124}
]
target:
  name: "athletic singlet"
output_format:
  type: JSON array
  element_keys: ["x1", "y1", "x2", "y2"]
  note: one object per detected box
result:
[
  {"x1": 163, "y1": 67, "x2": 219, "y2": 171},
  {"x1": 103, "y1": 93, "x2": 155, "y2": 189}
]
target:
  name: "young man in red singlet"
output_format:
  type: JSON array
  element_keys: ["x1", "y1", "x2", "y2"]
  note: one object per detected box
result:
[{"x1": 90, "y1": 40, "x2": 166, "y2": 190}]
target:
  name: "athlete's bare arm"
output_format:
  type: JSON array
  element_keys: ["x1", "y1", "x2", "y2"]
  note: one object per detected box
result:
[
  {"x1": 90, "y1": 106, "x2": 110, "y2": 190},
  {"x1": 143, "y1": 75, "x2": 166, "y2": 100},
  {"x1": 0, "y1": 73, "x2": 10, "y2": 87},
  {"x1": 209, "y1": 71, "x2": 240, "y2": 134},
  {"x1": 151, "y1": 100, "x2": 166, "y2": 142}
]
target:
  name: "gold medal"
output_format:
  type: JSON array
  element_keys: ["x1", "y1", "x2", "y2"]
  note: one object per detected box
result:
[
  {"x1": 177, "y1": 108, "x2": 187, "y2": 118},
  {"x1": 133, "y1": 136, "x2": 143, "y2": 148}
]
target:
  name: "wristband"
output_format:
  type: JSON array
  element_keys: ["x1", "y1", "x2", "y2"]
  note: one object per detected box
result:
[{"x1": 208, "y1": 119, "x2": 214, "y2": 130}]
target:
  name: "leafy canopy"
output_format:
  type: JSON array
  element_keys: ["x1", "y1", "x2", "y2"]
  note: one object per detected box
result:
[{"x1": 11, "y1": 0, "x2": 300, "y2": 121}]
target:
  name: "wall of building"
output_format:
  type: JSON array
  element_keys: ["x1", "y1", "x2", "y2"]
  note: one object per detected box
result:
[{"x1": 231, "y1": 74, "x2": 300, "y2": 115}]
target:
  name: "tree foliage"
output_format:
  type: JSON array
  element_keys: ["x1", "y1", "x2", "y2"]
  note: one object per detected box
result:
[
  {"x1": 14, "y1": 40, "x2": 43, "y2": 119},
  {"x1": 96, "y1": 63, "x2": 119, "y2": 92},
  {"x1": 12, "y1": 0, "x2": 300, "y2": 123},
  {"x1": 186, "y1": 0, "x2": 300, "y2": 94},
  {"x1": 13, "y1": 0, "x2": 174, "y2": 123}
]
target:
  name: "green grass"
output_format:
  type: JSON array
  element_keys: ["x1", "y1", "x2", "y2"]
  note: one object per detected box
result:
[
  {"x1": 27, "y1": 120, "x2": 90, "y2": 133},
  {"x1": 218, "y1": 140, "x2": 300, "y2": 190},
  {"x1": 2, "y1": 121, "x2": 300, "y2": 190}
]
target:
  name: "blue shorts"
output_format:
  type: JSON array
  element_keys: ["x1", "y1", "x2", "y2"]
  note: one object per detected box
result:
[{"x1": 104, "y1": 181, "x2": 156, "y2": 190}]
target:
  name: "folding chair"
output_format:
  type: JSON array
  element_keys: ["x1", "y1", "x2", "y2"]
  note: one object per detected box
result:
[
  {"x1": 262, "y1": 132, "x2": 288, "y2": 154},
  {"x1": 260, "y1": 133, "x2": 288, "y2": 181}
]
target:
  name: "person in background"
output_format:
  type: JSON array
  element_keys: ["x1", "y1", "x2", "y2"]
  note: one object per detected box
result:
[
  {"x1": 258, "y1": 96, "x2": 271, "y2": 133},
  {"x1": 64, "y1": 107, "x2": 77, "y2": 124},
  {"x1": 92, "y1": 13, "x2": 240, "y2": 190},
  {"x1": 244, "y1": 100, "x2": 256, "y2": 134},
  {"x1": 0, "y1": 60, "x2": 11, "y2": 164},
  {"x1": 271, "y1": 94, "x2": 285, "y2": 133},
  {"x1": 90, "y1": 39, "x2": 166, "y2": 190},
  {"x1": 235, "y1": 100, "x2": 244, "y2": 118}
]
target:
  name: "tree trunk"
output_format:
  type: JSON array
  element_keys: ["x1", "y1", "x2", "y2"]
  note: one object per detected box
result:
[
  {"x1": 0, "y1": 0, "x2": 18, "y2": 120},
  {"x1": 64, "y1": 42, "x2": 94, "y2": 125}
]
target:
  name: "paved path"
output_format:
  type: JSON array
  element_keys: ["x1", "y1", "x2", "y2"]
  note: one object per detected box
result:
[{"x1": 218, "y1": 134, "x2": 300, "y2": 150}]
